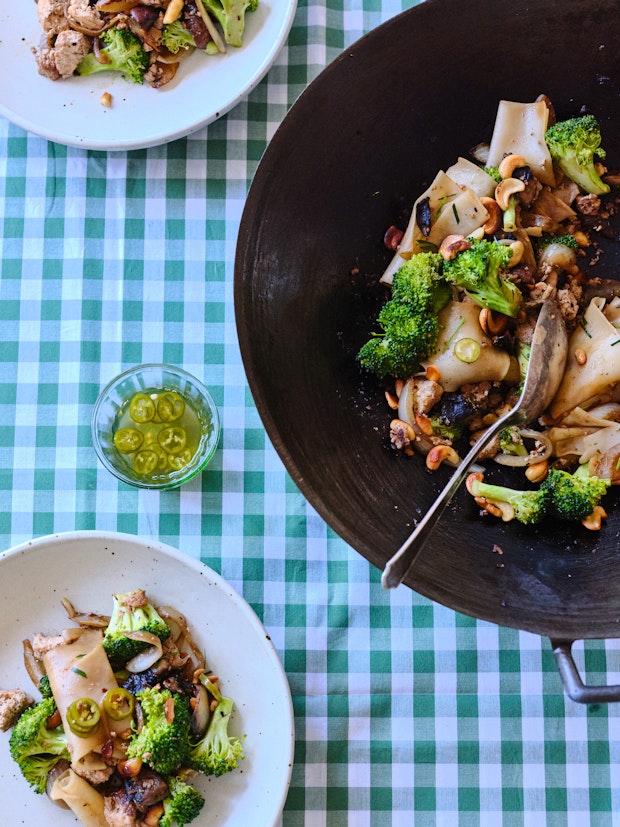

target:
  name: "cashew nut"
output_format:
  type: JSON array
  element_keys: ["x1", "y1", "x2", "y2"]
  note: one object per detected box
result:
[
  {"x1": 466, "y1": 471, "x2": 484, "y2": 494},
  {"x1": 506, "y1": 240, "x2": 524, "y2": 267},
  {"x1": 525, "y1": 460, "x2": 549, "y2": 484},
  {"x1": 581, "y1": 504, "x2": 607, "y2": 531},
  {"x1": 498, "y1": 154, "x2": 528, "y2": 180},
  {"x1": 425, "y1": 444, "x2": 460, "y2": 470},
  {"x1": 495, "y1": 177, "x2": 525, "y2": 211},
  {"x1": 414, "y1": 413, "x2": 434, "y2": 436},
  {"x1": 479, "y1": 197, "x2": 502, "y2": 234},
  {"x1": 479, "y1": 307, "x2": 509, "y2": 336},
  {"x1": 438, "y1": 234, "x2": 472, "y2": 261}
]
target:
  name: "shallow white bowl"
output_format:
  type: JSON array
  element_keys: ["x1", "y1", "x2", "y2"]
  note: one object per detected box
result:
[{"x1": 0, "y1": 531, "x2": 295, "y2": 825}]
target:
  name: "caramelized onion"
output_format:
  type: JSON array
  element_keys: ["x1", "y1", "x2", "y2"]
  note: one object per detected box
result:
[
  {"x1": 493, "y1": 428, "x2": 553, "y2": 467},
  {"x1": 22, "y1": 639, "x2": 45, "y2": 688}
]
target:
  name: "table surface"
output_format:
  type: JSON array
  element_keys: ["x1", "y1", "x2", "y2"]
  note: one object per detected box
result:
[{"x1": 1, "y1": 0, "x2": 620, "y2": 824}]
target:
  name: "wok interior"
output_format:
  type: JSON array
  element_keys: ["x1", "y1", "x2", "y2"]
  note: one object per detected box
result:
[{"x1": 235, "y1": 0, "x2": 620, "y2": 638}]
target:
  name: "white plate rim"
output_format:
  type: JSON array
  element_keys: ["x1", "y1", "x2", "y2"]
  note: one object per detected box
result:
[{"x1": 0, "y1": 529, "x2": 295, "y2": 825}]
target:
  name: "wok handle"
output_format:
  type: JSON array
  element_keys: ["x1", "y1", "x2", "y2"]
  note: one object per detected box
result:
[{"x1": 551, "y1": 639, "x2": 620, "y2": 704}]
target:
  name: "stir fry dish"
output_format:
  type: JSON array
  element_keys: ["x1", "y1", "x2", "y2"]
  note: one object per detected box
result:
[
  {"x1": 358, "y1": 96, "x2": 620, "y2": 530},
  {"x1": 1, "y1": 589, "x2": 244, "y2": 826},
  {"x1": 34, "y1": 0, "x2": 259, "y2": 88}
]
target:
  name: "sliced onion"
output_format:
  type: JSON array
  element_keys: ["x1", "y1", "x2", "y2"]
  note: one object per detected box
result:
[
  {"x1": 593, "y1": 443, "x2": 620, "y2": 484},
  {"x1": 123, "y1": 631, "x2": 163, "y2": 673},
  {"x1": 194, "y1": 0, "x2": 226, "y2": 53},
  {"x1": 22, "y1": 639, "x2": 45, "y2": 688},
  {"x1": 61, "y1": 597, "x2": 110, "y2": 627},
  {"x1": 493, "y1": 428, "x2": 553, "y2": 467},
  {"x1": 157, "y1": 606, "x2": 187, "y2": 642}
]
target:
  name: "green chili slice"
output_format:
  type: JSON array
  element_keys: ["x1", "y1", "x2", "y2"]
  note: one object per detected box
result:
[
  {"x1": 158, "y1": 426, "x2": 187, "y2": 455},
  {"x1": 129, "y1": 393, "x2": 156, "y2": 423},
  {"x1": 66, "y1": 698, "x2": 101, "y2": 737},
  {"x1": 157, "y1": 392, "x2": 185, "y2": 422},
  {"x1": 103, "y1": 688, "x2": 135, "y2": 721},
  {"x1": 113, "y1": 427, "x2": 144, "y2": 454},
  {"x1": 167, "y1": 448, "x2": 193, "y2": 471},
  {"x1": 133, "y1": 448, "x2": 159, "y2": 475},
  {"x1": 454, "y1": 337, "x2": 481, "y2": 363}
]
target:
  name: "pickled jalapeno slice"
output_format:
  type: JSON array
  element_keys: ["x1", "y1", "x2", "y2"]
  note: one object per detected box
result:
[
  {"x1": 133, "y1": 449, "x2": 159, "y2": 475},
  {"x1": 103, "y1": 687, "x2": 135, "y2": 721},
  {"x1": 129, "y1": 393, "x2": 156, "y2": 423},
  {"x1": 113, "y1": 427, "x2": 144, "y2": 454},
  {"x1": 157, "y1": 392, "x2": 185, "y2": 422},
  {"x1": 66, "y1": 697, "x2": 101, "y2": 737},
  {"x1": 167, "y1": 448, "x2": 193, "y2": 470},
  {"x1": 158, "y1": 426, "x2": 187, "y2": 455}
]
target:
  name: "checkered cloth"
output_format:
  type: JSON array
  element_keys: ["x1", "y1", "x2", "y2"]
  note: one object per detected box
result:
[{"x1": 1, "y1": 0, "x2": 620, "y2": 823}]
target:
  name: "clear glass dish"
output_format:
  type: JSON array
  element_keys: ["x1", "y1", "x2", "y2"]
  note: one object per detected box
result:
[{"x1": 92, "y1": 364, "x2": 220, "y2": 489}]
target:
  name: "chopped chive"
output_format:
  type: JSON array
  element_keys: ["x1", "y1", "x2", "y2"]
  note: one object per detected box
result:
[
  {"x1": 580, "y1": 318, "x2": 592, "y2": 338},
  {"x1": 452, "y1": 203, "x2": 460, "y2": 224},
  {"x1": 611, "y1": 339, "x2": 620, "y2": 347},
  {"x1": 442, "y1": 318, "x2": 465, "y2": 352},
  {"x1": 72, "y1": 668, "x2": 87, "y2": 678},
  {"x1": 417, "y1": 240, "x2": 438, "y2": 253}
]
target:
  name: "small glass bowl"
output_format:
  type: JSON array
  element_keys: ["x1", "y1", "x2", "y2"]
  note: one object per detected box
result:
[{"x1": 91, "y1": 364, "x2": 220, "y2": 490}]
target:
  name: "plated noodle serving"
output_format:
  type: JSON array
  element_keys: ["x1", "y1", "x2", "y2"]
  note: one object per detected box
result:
[
  {"x1": 0, "y1": 588, "x2": 244, "y2": 827},
  {"x1": 33, "y1": 0, "x2": 258, "y2": 90},
  {"x1": 358, "y1": 95, "x2": 620, "y2": 530}
]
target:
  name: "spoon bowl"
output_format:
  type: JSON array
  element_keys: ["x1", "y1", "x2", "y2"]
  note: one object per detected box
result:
[{"x1": 381, "y1": 300, "x2": 568, "y2": 590}]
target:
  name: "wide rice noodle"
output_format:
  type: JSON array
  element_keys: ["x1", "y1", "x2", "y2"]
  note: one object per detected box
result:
[
  {"x1": 42, "y1": 628, "x2": 132, "y2": 768},
  {"x1": 49, "y1": 768, "x2": 107, "y2": 827}
]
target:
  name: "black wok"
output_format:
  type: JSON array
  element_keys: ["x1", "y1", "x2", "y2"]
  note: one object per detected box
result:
[{"x1": 235, "y1": 0, "x2": 620, "y2": 701}]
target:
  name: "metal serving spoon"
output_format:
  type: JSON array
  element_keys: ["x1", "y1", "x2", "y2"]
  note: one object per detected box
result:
[{"x1": 381, "y1": 300, "x2": 568, "y2": 590}]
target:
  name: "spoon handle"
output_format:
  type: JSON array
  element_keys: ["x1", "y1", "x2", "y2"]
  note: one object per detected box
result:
[{"x1": 381, "y1": 407, "x2": 517, "y2": 590}]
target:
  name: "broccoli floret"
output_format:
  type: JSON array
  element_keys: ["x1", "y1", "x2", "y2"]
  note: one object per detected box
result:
[
  {"x1": 126, "y1": 686, "x2": 192, "y2": 776},
  {"x1": 483, "y1": 166, "x2": 502, "y2": 184},
  {"x1": 189, "y1": 677, "x2": 244, "y2": 777},
  {"x1": 77, "y1": 28, "x2": 149, "y2": 84},
  {"x1": 9, "y1": 697, "x2": 70, "y2": 794},
  {"x1": 160, "y1": 775, "x2": 205, "y2": 827},
  {"x1": 545, "y1": 114, "x2": 610, "y2": 195},
  {"x1": 468, "y1": 476, "x2": 550, "y2": 524},
  {"x1": 542, "y1": 464, "x2": 611, "y2": 521},
  {"x1": 443, "y1": 239, "x2": 522, "y2": 318},
  {"x1": 199, "y1": 0, "x2": 259, "y2": 47},
  {"x1": 429, "y1": 414, "x2": 462, "y2": 442},
  {"x1": 161, "y1": 20, "x2": 196, "y2": 54},
  {"x1": 358, "y1": 253, "x2": 451, "y2": 378},
  {"x1": 102, "y1": 589, "x2": 171, "y2": 667},
  {"x1": 38, "y1": 675, "x2": 53, "y2": 699},
  {"x1": 534, "y1": 232, "x2": 579, "y2": 252},
  {"x1": 499, "y1": 425, "x2": 528, "y2": 457}
]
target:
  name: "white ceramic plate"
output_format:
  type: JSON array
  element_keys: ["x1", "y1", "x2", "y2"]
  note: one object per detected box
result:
[
  {"x1": 0, "y1": 531, "x2": 295, "y2": 825},
  {"x1": 0, "y1": 0, "x2": 297, "y2": 150}
]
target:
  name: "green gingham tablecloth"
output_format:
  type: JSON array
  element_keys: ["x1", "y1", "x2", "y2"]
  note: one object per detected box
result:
[{"x1": 1, "y1": 0, "x2": 620, "y2": 824}]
